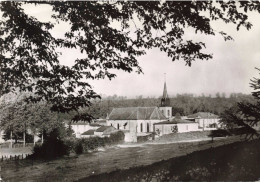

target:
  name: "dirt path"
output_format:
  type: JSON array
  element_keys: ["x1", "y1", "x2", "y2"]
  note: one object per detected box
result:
[{"x1": 0, "y1": 136, "x2": 243, "y2": 182}]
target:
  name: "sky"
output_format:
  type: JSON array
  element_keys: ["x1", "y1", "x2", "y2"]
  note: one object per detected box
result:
[{"x1": 19, "y1": 3, "x2": 260, "y2": 98}]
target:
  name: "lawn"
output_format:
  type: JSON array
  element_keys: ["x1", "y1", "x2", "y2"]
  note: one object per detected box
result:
[
  {"x1": 0, "y1": 135, "x2": 244, "y2": 181},
  {"x1": 80, "y1": 137, "x2": 260, "y2": 181}
]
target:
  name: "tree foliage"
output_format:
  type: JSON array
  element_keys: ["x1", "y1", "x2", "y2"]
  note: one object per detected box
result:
[
  {"x1": 1, "y1": 1, "x2": 260, "y2": 120},
  {"x1": 0, "y1": 92, "x2": 67, "y2": 141},
  {"x1": 221, "y1": 68, "x2": 260, "y2": 138}
]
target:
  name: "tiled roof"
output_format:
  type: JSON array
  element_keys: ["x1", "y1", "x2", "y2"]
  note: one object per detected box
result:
[
  {"x1": 89, "y1": 123, "x2": 101, "y2": 127},
  {"x1": 96, "y1": 126, "x2": 115, "y2": 132},
  {"x1": 154, "y1": 118, "x2": 195, "y2": 125},
  {"x1": 81, "y1": 130, "x2": 95, "y2": 135},
  {"x1": 108, "y1": 107, "x2": 166, "y2": 120},
  {"x1": 187, "y1": 112, "x2": 219, "y2": 119}
]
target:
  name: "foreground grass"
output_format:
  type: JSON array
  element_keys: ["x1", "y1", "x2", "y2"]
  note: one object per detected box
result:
[
  {"x1": 79, "y1": 138, "x2": 260, "y2": 181},
  {"x1": 0, "y1": 135, "x2": 244, "y2": 182}
]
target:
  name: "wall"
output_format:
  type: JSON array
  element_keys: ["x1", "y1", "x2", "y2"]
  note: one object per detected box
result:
[
  {"x1": 107, "y1": 120, "x2": 131, "y2": 131},
  {"x1": 108, "y1": 120, "x2": 161, "y2": 133},
  {"x1": 154, "y1": 123, "x2": 199, "y2": 136},
  {"x1": 159, "y1": 107, "x2": 172, "y2": 118},
  {"x1": 124, "y1": 132, "x2": 137, "y2": 142},
  {"x1": 196, "y1": 118, "x2": 221, "y2": 129},
  {"x1": 177, "y1": 123, "x2": 199, "y2": 133},
  {"x1": 154, "y1": 124, "x2": 176, "y2": 136}
]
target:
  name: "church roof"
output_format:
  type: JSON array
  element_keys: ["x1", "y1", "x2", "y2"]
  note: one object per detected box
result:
[
  {"x1": 162, "y1": 82, "x2": 168, "y2": 99},
  {"x1": 187, "y1": 112, "x2": 219, "y2": 119},
  {"x1": 108, "y1": 107, "x2": 166, "y2": 120},
  {"x1": 160, "y1": 81, "x2": 170, "y2": 107}
]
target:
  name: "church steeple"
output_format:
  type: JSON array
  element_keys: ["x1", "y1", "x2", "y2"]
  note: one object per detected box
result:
[{"x1": 160, "y1": 74, "x2": 170, "y2": 107}]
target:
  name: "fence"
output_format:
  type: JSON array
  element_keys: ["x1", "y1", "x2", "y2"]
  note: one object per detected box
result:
[
  {"x1": 0, "y1": 142, "x2": 39, "y2": 149},
  {"x1": 0, "y1": 153, "x2": 30, "y2": 162}
]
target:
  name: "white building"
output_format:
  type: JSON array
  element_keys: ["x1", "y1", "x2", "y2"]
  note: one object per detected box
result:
[
  {"x1": 187, "y1": 112, "x2": 221, "y2": 130},
  {"x1": 154, "y1": 118, "x2": 199, "y2": 136},
  {"x1": 94, "y1": 126, "x2": 117, "y2": 137},
  {"x1": 69, "y1": 121, "x2": 101, "y2": 138},
  {"x1": 107, "y1": 107, "x2": 167, "y2": 133}
]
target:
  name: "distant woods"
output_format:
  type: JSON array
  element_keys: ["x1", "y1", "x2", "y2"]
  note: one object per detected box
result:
[{"x1": 64, "y1": 93, "x2": 254, "y2": 120}]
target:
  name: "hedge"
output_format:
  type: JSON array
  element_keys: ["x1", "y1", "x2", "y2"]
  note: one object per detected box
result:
[{"x1": 74, "y1": 131, "x2": 125, "y2": 154}]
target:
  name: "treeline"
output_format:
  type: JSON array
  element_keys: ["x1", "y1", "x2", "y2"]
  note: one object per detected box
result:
[{"x1": 71, "y1": 93, "x2": 255, "y2": 119}]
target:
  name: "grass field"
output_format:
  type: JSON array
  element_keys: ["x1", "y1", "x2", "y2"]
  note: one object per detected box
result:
[
  {"x1": 81, "y1": 137, "x2": 260, "y2": 181},
  {"x1": 0, "y1": 135, "x2": 244, "y2": 182}
]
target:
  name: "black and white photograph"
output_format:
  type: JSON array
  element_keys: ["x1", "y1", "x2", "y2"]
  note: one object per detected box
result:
[{"x1": 0, "y1": 1, "x2": 260, "y2": 181}]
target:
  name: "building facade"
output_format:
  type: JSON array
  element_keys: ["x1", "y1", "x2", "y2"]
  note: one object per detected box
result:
[
  {"x1": 187, "y1": 112, "x2": 221, "y2": 130},
  {"x1": 154, "y1": 118, "x2": 199, "y2": 136},
  {"x1": 107, "y1": 107, "x2": 167, "y2": 133}
]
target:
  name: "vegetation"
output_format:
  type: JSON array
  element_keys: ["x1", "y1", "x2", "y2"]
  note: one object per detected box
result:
[
  {"x1": 1, "y1": 1, "x2": 260, "y2": 120},
  {"x1": 74, "y1": 131, "x2": 125, "y2": 154},
  {"x1": 0, "y1": 93, "x2": 70, "y2": 145},
  {"x1": 30, "y1": 128, "x2": 71, "y2": 159},
  {"x1": 79, "y1": 139, "x2": 260, "y2": 181},
  {"x1": 65, "y1": 93, "x2": 254, "y2": 119},
  {"x1": 221, "y1": 69, "x2": 260, "y2": 138},
  {"x1": 30, "y1": 131, "x2": 124, "y2": 158}
]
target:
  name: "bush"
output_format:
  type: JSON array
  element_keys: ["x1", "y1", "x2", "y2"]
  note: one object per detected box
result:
[
  {"x1": 74, "y1": 140, "x2": 84, "y2": 154},
  {"x1": 137, "y1": 133, "x2": 155, "y2": 143},
  {"x1": 31, "y1": 129, "x2": 70, "y2": 159},
  {"x1": 74, "y1": 131, "x2": 125, "y2": 153}
]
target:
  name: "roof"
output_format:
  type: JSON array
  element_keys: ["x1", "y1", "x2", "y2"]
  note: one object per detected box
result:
[
  {"x1": 154, "y1": 118, "x2": 196, "y2": 125},
  {"x1": 81, "y1": 130, "x2": 95, "y2": 135},
  {"x1": 162, "y1": 81, "x2": 168, "y2": 99},
  {"x1": 89, "y1": 123, "x2": 101, "y2": 127},
  {"x1": 108, "y1": 107, "x2": 166, "y2": 120},
  {"x1": 70, "y1": 121, "x2": 90, "y2": 125},
  {"x1": 187, "y1": 112, "x2": 219, "y2": 119},
  {"x1": 96, "y1": 126, "x2": 115, "y2": 132}
]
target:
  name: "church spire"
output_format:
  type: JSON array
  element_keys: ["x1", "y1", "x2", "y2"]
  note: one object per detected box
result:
[{"x1": 160, "y1": 73, "x2": 170, "y2": 107}]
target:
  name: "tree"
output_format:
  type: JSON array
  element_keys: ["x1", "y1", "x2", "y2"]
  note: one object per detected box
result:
[
  {"x1": 1, "y1": 1, "x2": 260, "y2": 120},
  {"x1": 221, "y1": 68, "x2": 260, "y2": 139}
]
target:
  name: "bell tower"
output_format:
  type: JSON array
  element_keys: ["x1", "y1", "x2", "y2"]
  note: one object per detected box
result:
[{"x1": 159, "y1": 73, "x2": 172, "y2": 118}]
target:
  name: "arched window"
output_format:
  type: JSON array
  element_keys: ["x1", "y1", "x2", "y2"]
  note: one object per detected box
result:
[
  {"x1": 147, "y1": 123, "x2": 149, "y2": 132},
  {"x1": 117, "y1": 123, "x2": 120, "y2": 129},
  {"x1": 140, "y1": 123, "x2": 143, "y2": 132}
]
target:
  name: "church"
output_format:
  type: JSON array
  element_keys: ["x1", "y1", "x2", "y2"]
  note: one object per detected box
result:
[{"x1": 107, "y1": 80, "x2": 172, "y2": 135}]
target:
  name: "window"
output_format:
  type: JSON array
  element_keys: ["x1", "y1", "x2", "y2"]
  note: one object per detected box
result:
[
  {"x1": 140, "y1": 123, "x2": 143, "y2": 132},
  {"x1": 117, "y1": 123, "x2": 120, "y2": 129},
  {"x1": 147, "y1": 123, "x2": 149, "y2": 132},
  {"x1": 111, "y1": 123, "x2": 113, "y2": 126},
  {"x1": 167, "y1": 110, "x2": 170, "y2": 117}
]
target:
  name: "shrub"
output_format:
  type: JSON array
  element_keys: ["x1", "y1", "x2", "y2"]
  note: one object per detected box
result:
[
  {"x1": 137, "y1": 133, "x2": 155, "y2": 143},
  {"x1": 74, "y1": 140, "x2": 84, "y2": 154},
  {"x1": 30, "y1": 129, "x2": 70, "y2": 159},
  {"x1": 74, "y1": 131, "x2": 125, "y2": 153}
]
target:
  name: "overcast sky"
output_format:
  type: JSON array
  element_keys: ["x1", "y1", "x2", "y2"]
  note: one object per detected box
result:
[{"x1": 21, "y1": 3, "x2": 260, "y2": 98}]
